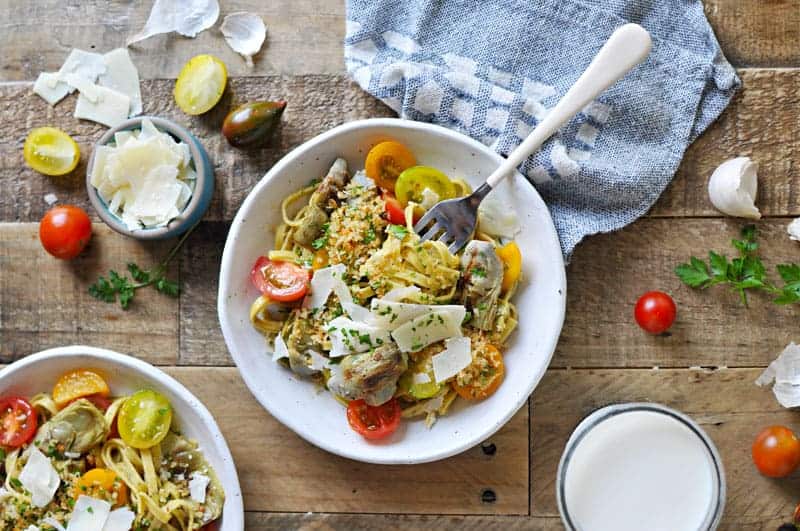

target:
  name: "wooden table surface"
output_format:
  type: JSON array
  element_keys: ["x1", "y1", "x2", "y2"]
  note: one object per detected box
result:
[{"x1": 1, "y1": 1, "x2": 799, "y2": 529}]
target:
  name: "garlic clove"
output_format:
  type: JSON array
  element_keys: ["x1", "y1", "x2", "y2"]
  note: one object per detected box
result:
[
  {"x1": 127, "y1": 0, "x2": 220, "y2": 46},
  {"x1": 788, "y1": 218, "x2": 800, "y2": 242},
  {"x1": 220, "y1": 12, "x2": 267, "y2": 68},
  {"x1": 707, "y1": 156, "x2": 761, "y2": 219}
]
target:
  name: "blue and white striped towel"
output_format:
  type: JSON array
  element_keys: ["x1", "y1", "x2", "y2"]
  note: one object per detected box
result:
[{"x1": 344, "y1": 0, "x2": 739, "y2": 258}]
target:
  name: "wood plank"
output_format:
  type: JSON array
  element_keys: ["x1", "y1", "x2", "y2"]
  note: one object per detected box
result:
[
  {"x1": 530, "y1": 367, "x2": 800, "y2": 528},
  {"x1": 557, "y1": 217, "x2": 799, "y2": 369},
  {"x1": 1, "y1": 70, "x2": 798, "y2": 224},
  {"x1": 165, "y1": 367, "x2": 530, "y2": 515},
  {"x1": 243, "y1": 513, "x2": 561, "y2": 530},
  {"x1": 704, "y1": 0, "x2": 800, "y2": 68},
  {"x1": 0, "y1": 0, "x2": 344, "y2": 82},
  {"x1": 0, "y1": 77, "x2": 392, "y2": 224},
  {"x1": 0, "y1": 223, "x2": 179, "y2": 364},
  {"x1": 1, "y1": 0, "x2": 798, "y2": 84}
]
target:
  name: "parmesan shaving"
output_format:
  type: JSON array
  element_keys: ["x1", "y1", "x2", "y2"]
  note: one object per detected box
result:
[
  {"x1": 756, "y1": 342, "x2": 800, "y2": 408},
  {"x1": 432, "y1": 337, "x2": 472, "y2": 383},
  {"x1": 391, "y1": 307, "x2": 465, "y2": 353},
  {"x1": 326, "y1": 316, "x2": 391, "y2": 357}
]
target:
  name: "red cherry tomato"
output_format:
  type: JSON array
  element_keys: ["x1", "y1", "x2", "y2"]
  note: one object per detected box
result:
[
  {"x1": 250, "y1": 256, "x2": 310, "y2": 302},
  {"x1": 634, "y1": 291, "x2": 676, "y2": 334},
  {"x1": 39, "y1": 205, "x2": 92, "y2": 260},
  {"x1": 0, "y1": 396, "x2": 38, "y2": 448},
  {"x1": 752, "y1": 425, "x2": 800, "y2": 478},
  {"x1": 384, "y1": 193, "x2": 407, "y2": 225},
  {"x1": 346, "y1": 398, "x2": 401, "y2": 440},
  {"x1": 78, "y1": 393, "x2": 113, "y2": 411},
  {"x1": 201, "y1": 521, "x2": 220, "y2": 531}
]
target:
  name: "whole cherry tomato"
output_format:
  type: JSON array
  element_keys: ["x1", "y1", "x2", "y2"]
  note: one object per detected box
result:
[
  {"x1": 39, "y1": 205, "x2": 92, "y2": 260},
  {"x1": 634, "y1": 291, "x2": 676, "y2": 334},
  {"x1": 752, "y1": 425, "x2": 800, "y2": 478}
]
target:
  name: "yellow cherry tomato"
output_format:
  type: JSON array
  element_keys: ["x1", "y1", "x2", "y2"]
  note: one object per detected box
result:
[
  {"x1": 364, "y1": 141, "x2": 416, "y2": 192},
  {"x1": 394, "y1": 166, "x2": 456, "y2": 207},
  {"x1": 174, "y1": 54, "x2": 228, "y2": 115},
  {"x1": 496, "y1": 242, "x2": 522, "y2": 293},
  {"x1": 52, "y1": 369, "x2": 110, "y2": 409},
  {"x1": 117, "y1": 389, "x2": 173, "y2": 449},
  {"x1": 312, "y1": 248, "x2": 329, "y2": 270},
  {"x1": 453, "y1": 343, "x2": 504, "y2": 400},
  {"x1": 75, "y1": 468, "x2": 128, "y2": 507},
  {"x1": 23, "y1": 127, "x2": 80, "y2": 176}
]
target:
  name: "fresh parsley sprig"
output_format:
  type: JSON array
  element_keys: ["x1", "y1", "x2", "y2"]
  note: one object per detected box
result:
[
  {"x1": 88, "y1": 224, "x2": 195, "y2": 309},
  {"x1": 675, "y1": 225, "x2": 800, "y2": 306}
]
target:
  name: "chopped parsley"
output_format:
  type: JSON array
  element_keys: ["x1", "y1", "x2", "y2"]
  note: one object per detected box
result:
[
  {"x1": 387, "y1": 224, "x2": 408, "y2": 239},
  {"x1": 471, "y1": 267, "x2": 487, "y2": 278},
  {"x1": 362, "y1": 223, "x2": 377, "y2": 244},
  {"x1": 312, "y1": 223, "x2": 330, "y2": 250}
]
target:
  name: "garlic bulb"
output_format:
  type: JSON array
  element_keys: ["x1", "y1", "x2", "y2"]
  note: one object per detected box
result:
[
  {"x1": 707, "y1": 156, "x2": 761, "y2": 219},
  {"x1": 220, "y1": 12, "x2": 267, "y2": 67},
  {"x1": 789, "y1": 218, "x2": 800, "y2": 242}
]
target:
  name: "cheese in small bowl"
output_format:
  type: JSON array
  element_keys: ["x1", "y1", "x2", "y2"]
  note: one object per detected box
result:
[{"x1": 87, "y1": 116, "x2": 214, "y2": 240}]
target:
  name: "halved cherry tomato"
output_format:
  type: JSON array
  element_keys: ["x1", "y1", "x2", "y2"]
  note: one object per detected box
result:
[
  {"x1": 52, "y1": 369, "x2": 110, "y2": 409},
  {"x1": 312, "y1": 248, "x2": 329, "y2": 270},
  {"x1": 201, "y1": 521, "x2": 221, "y2": 531},
  {"x1": 117, "y1": 389, "x2": 173, "y2": 449},
  {"x1": 384, "y1": 193, "x2": 407, "y2": 225},
  {"x1": 75, "y1": 468, "x2": 129, "y2": 507},
  {"x1": 395, "y1": 166, "x2": 456, "y2": 207},
  {"x1": 79, "y1": 393, "x2": 113, "y2": 412},
  {"x1": 453, "y1": 344, "x2": 505, "y2": 400},
  {"x1": 39, "y1": 205, "x2": 92, "y2": 260},
  {"x1": 365, "y1": 141, "x2": 416, "y2": 192},
  {"x1": 250, "y1": 256, "x2": 311, "y2": 302},
  {"x1": 752, "y1": 425, "x2": 800, "y2": 478},
  {"x1": 496, "y1": 242, "x2": 522, "y2": 293},
  {"x1": 634, "y1": 291, "x2": 677, "y2": 335},
  {"x1": 0, "y1": 397, "x2": 38, "y2": 448},
  {"x1": 346, "y1": 398, "x2": 401, "y2": 440}
]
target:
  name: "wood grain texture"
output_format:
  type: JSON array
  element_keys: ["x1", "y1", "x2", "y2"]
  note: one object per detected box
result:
[
  {"x1": 1, "y1": 71, "x2": 798, "y2": 225},
  {"x1": 704, "y1": 0, "x2": 800, "y2": 67},
  {"x1": 0, "y1": 0, "x2": 344, "y2": 81},
  {"x1": 243, "y1": 513, "x2": 562, "y2": 530},
  {"x1": 164, "y1": 367, "x2": 530, "y2": 515},
  {"x1": 557, "y1": 217, "x2": 800, "y2": 369},
  {"x1": 530, "y1": 368, "x2": 800, "y2": 528},
  {"x1": 0, "y1": 223, "x2": 179, "y2": 364}
]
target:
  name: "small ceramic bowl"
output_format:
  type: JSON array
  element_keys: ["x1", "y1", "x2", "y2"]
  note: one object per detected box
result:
[
  {"x1": 86, "y1": 116, "x2": 214, "y2": 240},
  {"x1": 0, "y1": 345, "x2": 245, "y2": 530}
]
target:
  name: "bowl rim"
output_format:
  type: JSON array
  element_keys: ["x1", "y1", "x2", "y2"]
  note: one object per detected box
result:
[
  {"x1": 85, "y1": 116, "x2": 211, "y2": 241},
  {"x1": 218, "y1": 117, "x2": 567, "y2": 464},
  {"x1": 0, "y1": 344, "x2": 245, "y2": 531}
]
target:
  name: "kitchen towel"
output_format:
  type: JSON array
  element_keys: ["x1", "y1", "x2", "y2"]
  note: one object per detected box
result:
[{"x1": 344, "y1": 0, "x2": 739, "y2": 258}]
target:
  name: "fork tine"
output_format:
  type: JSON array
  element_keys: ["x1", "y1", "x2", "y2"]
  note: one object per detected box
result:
[
  {"x1": 420, "y1": 223, "x2": 443, "y2": 242},
  {"x1": 436, "y1": 231, "x2": 453, "y2": 244},
  {"x1": 413, "y1": 210, "x2": 437, "y2": 234},
  {"x1": 448, "y1": 238, "x2": 467, "y2": 254}
]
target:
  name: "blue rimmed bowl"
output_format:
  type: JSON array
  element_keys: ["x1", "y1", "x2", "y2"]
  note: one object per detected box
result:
[{"x1": 86, "y1": 116, "x2": 214, "y2": 240}]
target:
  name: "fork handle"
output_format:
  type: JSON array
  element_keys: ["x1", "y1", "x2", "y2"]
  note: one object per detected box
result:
[{"x1": 484, "y1": 23, "x2": 652, "y2": 189}]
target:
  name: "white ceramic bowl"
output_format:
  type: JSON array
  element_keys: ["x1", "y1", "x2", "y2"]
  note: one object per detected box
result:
[
  {"x1": 218, "y1": 118, "x2": 567, "y2": 464},
  {"x1": 0, "y1": 345, "x2": 244, "y2": 530}
]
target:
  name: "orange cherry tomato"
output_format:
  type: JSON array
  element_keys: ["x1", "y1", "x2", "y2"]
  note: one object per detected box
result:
[
  {"x1": 365, "y1": 141, "x2": 416, "y2": 192},
  {"x1": 75, "y1": 468, "x2": 129, "y2": 507},
  {"x1": 346, "y1": 398, "x2": 401, "y2": 440},
  {"x1": 0, "y1": 397, "x2": 38, "y2": 448},
  {"x1": 312, "y1": 248, "x2": 329, "y2": 270},
  {"x1": 250, "y1": 256, "x2": 311, "y2": 302},
  {"x1": 52, "y1": 369, "x2": 110, "y2": 409},
  {"x1": 39, "y1": 205, "x2": 92, "y2": 260},
  {"x1": 453, "y1": 344, "x2": 505, "y2": 400},
  {"x1": 752, "y1": 425, "x2": 800, "y2": 478}
]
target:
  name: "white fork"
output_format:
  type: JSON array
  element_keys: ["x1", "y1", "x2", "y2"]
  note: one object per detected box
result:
[{"x1": 414, "y1": 23, "x2": 653, "y2": 253}]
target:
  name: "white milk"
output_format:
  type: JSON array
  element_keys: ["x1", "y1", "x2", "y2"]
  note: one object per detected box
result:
[{"x1": 560, "y1": 408, "x2": 721, "y2": 531}]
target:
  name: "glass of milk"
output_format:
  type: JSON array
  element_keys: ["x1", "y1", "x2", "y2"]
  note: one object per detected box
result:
[{"x1": 556, "y1": 403, "x2": 725, "y2": 531}]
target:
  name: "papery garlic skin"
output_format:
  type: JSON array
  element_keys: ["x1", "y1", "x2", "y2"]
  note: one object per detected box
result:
[
  {"x1": 221, "y1": 12, "x2": 267, "y2": 67},
  {"x1": 789, "y1": 218, "x2": 800, "y2": 242},
  {"x1": 127, "y1": 0, "x2": 220, "y2": 46},
  {"x1": 707, "y1": 156, "x2": 761, "y2": 219}
]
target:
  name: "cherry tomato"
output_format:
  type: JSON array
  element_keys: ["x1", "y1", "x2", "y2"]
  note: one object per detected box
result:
[
  {"x1": 364, "y1": 141, "x2": 416, "y2": 192},
  {"x1": 201, "y1": 521, "x2": 221, "y2": 531},
  {"x1": 453, "y1": 343, "x2": 505, "y2": 400},
  {"x1": 250, "y1": 256, "x2": 310, "y2": 302},
  {"x1": 117, "y1": 389, "x2": 173, "y2": 449},
  {"x1": 312, "y1": 248, "x2": 329, "y2": 270},
  {"x1": 634, "y1": 291, "x2": 676, "y2": 334},
  {"x1": 346, "y1": 398, "x2": 401, "y2": 440},
  {"x1": 0, "y1": 396, "x2": 38, "y2": 448},
  {"x1": 75, "y1": 468, "x2": 129, "y2": 507},
  {"x1": 384, "y1": 193, "x2": 408, "y2": 225},
  {"x1": 394, "y1": 166, "x2": 456, "y2": 207},
  {"x1": 752, "y1": 425, "x2": 800, "y2": 478},
  {"x1": 79, "y1": 393, "x2": 113, "y2": 412},
  {"x1": 174, "y1": 54, "x2": 228, "y2": 115},
  {"x1": 496, "y1": 242, "x2": 522, "y2": 294},
  {"x1": 39, "y1": 205, "x2": 92, "y2": 260},
  {"x1": 52, "y1": 369, "x2": 110, "y2": 409},
  {"x1": 23, "y1": 127, "x2": 80, "y2": 176}
]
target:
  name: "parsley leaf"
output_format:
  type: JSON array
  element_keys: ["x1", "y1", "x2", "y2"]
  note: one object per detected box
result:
[
  {"x1": 675, "y1": 225, "x2": 800, "y2": 307},
  {"x1": 312, "y1": 223, "x2": 330, "y2": 250},
  {"x1": 387, "y1": 224, "x2": 408, "y2": 239},
  {"x1": 362, "y1": 223, "x2": 376, "y2": 244}
]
